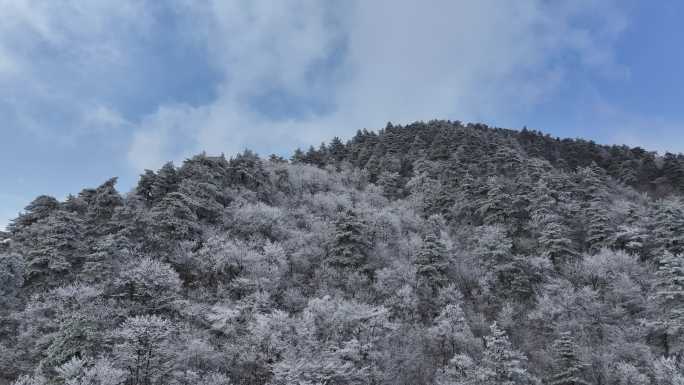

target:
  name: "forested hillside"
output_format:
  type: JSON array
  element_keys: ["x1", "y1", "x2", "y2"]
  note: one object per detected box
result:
[{"x1": 1, "y1": 121, "x2": 683, "y2": 385}]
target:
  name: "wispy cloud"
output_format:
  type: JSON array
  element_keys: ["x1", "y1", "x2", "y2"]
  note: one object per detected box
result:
[
  {"x1": 0, "y1": 0, "x2": 633, "y2": 170},
  {"x1": 121, "y1": 0, "x2": 630, "y2": 169}
]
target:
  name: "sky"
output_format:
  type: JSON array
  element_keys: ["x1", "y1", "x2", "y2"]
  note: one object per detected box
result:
[{"x1": 1, "y1": 0, "x2": 683, "y2": 229}]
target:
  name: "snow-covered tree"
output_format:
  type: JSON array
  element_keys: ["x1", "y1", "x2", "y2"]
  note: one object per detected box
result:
[
  {"x1": 328, "y1": 210, "x2": 371, "y2": 275},
  {"x1": 113, "y1": 258, "x2": 182, "y2": 314},
  {"x1": 428, "y1": 303, "x2": 477, "y2": 367},
  {"x1": 415, "y1": 233, "x2": 449, "y2": 292},
  {"x1": 113, "y1": 315, "x2": 175, "y2": 385},
  {"x1": 654, "y1": 252, "x2": 684, "y2": 356},
  {"x1": 651, "y1": 198, "x2": 684, "y2": 257},
  {"x1": 481, "y1": 322, "x2": 534, "y2": 385},
  {"x1": 415, "y1": 233, "x2": 450, "y2": 319},
  {"x1": 56, "y1": 356, "x2": 126, "y2": 385},
  {"x1": 549, "y1": 332, "x2": 588, "y2": 385}
]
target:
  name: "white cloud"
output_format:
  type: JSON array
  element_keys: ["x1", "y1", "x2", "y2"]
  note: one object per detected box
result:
[
  {"x1": 0, "y1": 0, "x2": 631, "y2": 170},
  {"x1": 125, "y1": 0, "x2": 630, "y2": 170},
  {"x1": 80, "y1": 105, "x2": 130, "y2": 132},
  {"x1": 0, "y1": 0, "x2": 158, "y2": 140}
]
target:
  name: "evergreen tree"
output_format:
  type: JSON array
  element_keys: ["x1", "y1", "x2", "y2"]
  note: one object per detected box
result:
[
  {"x1": 415, "y1": 234, "x2": 449, "y2": 293},
  {"x1": 328, "y1": 136, "x2": 347, "y2": 162},
  {"x1": 474, "y1": 225, "x2": 513, "y2": 268},
  {"x1": 539, "y1": 219, "x2": 577, "y2": 266},
  {"x1": 150, "y1": 162, "x2": 179, "y2": 202},
  {"x1": 452, "y1": 172, "x2": 478, "y2": 223},
  {"x1": 377, "y1": 171, "x2": 403, "y2": 200},
  {"x1": 290, "y1": 148, "x2": 305, "y2": 163},
  {"x1": 482, "y1": 322, "x2": 533, "y2": 385},
  {"x1": 85, "y1": 178, "x2": 123, "y2": 230},
  {"x1": 428, "y1": 303, "x2": 477, "y2": 368},
  {"x1": 529, "y1": 180, "x2": 556, "y2": 226},
  {"x1": 0, "y1": 253, "x2": 24, "y2": 311},
  {"x1": 135, "y1": 169, "x2": 157, "y2": 203},
  {"x1": 8, "y1": 195, "x2": 60, "y2": 234},
  {"x1": 21, "y1": 210, "x2": 85, "y2": 289},
  {"x1": 227, "y1": 150, "x2": 272, "y2": 200},
  {"x1": 663, "y1": 153, "x2": 684, "y2": 191},
  {"x1": 178, "y1": 179, "x2": 223, "y2": 223},
  {"x1": 585, "y1": 196, "x2": 612, "y2": 254},
  {"x1": 494, "y1": 256, "x2": 542, "y2": 303},
  {"x1": 477, "y1": 177, "x2": 512, "y2": 225},
  {"x1": 80, "y1": 234, "x2": 132, "y2": 284},
  {"x1": 549, "y1": 332, "x2": 588, "y2": 385},
  {"x1": 529, "y1": 181, "x2": 576, "y2": 264},
  {"x1": 328, "y1": 210, "x2": 371, "y2": 275},
  {"x1": 654, "y1": 252, "x2": 684, "y2": 356},
  {"x1": 429, "y1": 129, "x2": 453, "y2": 161},
  {"x1": 415, "y1": 234, "x2": 449, "y2": 320},
  {"x1": 147, "y1": 192, "x2": 200, "y2": 250},
  {"x1": 651, "y1": 198, "x2": 684, "y2": 257}
]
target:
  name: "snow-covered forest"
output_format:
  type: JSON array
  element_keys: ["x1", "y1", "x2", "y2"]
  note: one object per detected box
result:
[{"x1": 1, "y1": 121, "x2": 683, "y2": 385}]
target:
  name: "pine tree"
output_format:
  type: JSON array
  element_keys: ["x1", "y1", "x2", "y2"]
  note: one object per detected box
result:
[
  {"x1": 150, "y1": 161, "x2": 179, "y2": 202},
  {"x1": 228, "y1": 150, "x2": 271, "y2": 197},
  {"x1": 415, "y1": 234, "x2": 449, "y2": 320},
  {"x1": 549, "y1": 332, "x2": 588, "y2": 385},
  {"x1": 0, "y1": 253, "x2": 24, "y2": 311},
  {"x1": 474, "y1": 225, "x2": 513, "y2": 268},
  {"x1": 328, "y1": 136, "x2": 347, "y2": 162},
  {"x1": 304, "y1": 145, "x2": 325, "y2": 167},
  {"x1": 429, "y1": 303, "x2": 476, "y2": 368},
  {"x1": 529, "y1": 180, "x2": 556, "y2": 226},
  {"x1": 539, "y1": 219, "x2": 577, "y2": 266},
  {"x1": 452, "y1": 172, "x2": 478, "y2": 223},
  {"x1": 85, "y1": 178, "x2": 123, "y2": 230},
  {"x1": 429, "y1": 129, "x2": 453, "y2": 161},
  {"x1": 654, "y1": 252, "x2": 684, "y2": 356},
  {"x1": 585, "y1": 196, "x2": 611, "y2": 254},
  {"x1": 663, "y1": 153, "x2": 684, "y2": 191},
  {"x1": 577, "y1": 164, "x2": 612, "y2": 253},
  {"x1": 651, "y1": 198, "x2": 684, "y2": 257},
  {"x1": 477, "y1": 177, "x2": 512, "y2": 225},
  {"x1": 22, "y1": 210, "x2": 85, "y2": 289},
  {"x1": 494, "y1": 256, "x2": 541, "y2": 303},
  {"x1": 415, "y1": 234, "x2": 449, "y2": 292},
  {"x1": 328, "y1": 210, "x2": 371, "y2": 275},
  {"x1": 80, "y1": 233, "x2": 132, "y2": 284},
  {"x1": 377, "y1": 171, "x2": 403, "y2": 200},
  {"x1": 529, "y1": 181, "x2": 577, "y2": 265},
  {"x1": 147, "y1": 192, "x2": 200, "y2": 251},
  {"x1": 290, "y1": 148, "x2": 305, "y2": 163},
  {"x1": 8, "y1": 195, "x2": 60, "y2": 234},
  {"x1": 135, "y1": 169, "x2": 157, "y2": 203},
  {"x1": 482, "y1": 322, "x2": 532, "y2": 385}
]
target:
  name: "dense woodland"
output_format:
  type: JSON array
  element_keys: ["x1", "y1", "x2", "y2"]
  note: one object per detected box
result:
[{"x1": 1, "y1": 120, "x2": 684, "y2": 385}]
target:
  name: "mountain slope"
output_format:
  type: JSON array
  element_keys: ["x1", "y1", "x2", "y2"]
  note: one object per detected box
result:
[{"x1": 1, "y1": 122, "x2": 683, "y2": 385}]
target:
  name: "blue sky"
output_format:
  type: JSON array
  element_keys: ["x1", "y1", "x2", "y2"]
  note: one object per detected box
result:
[{"x1": 1, "y1": 0, "x2": 683, "y2": 229}]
